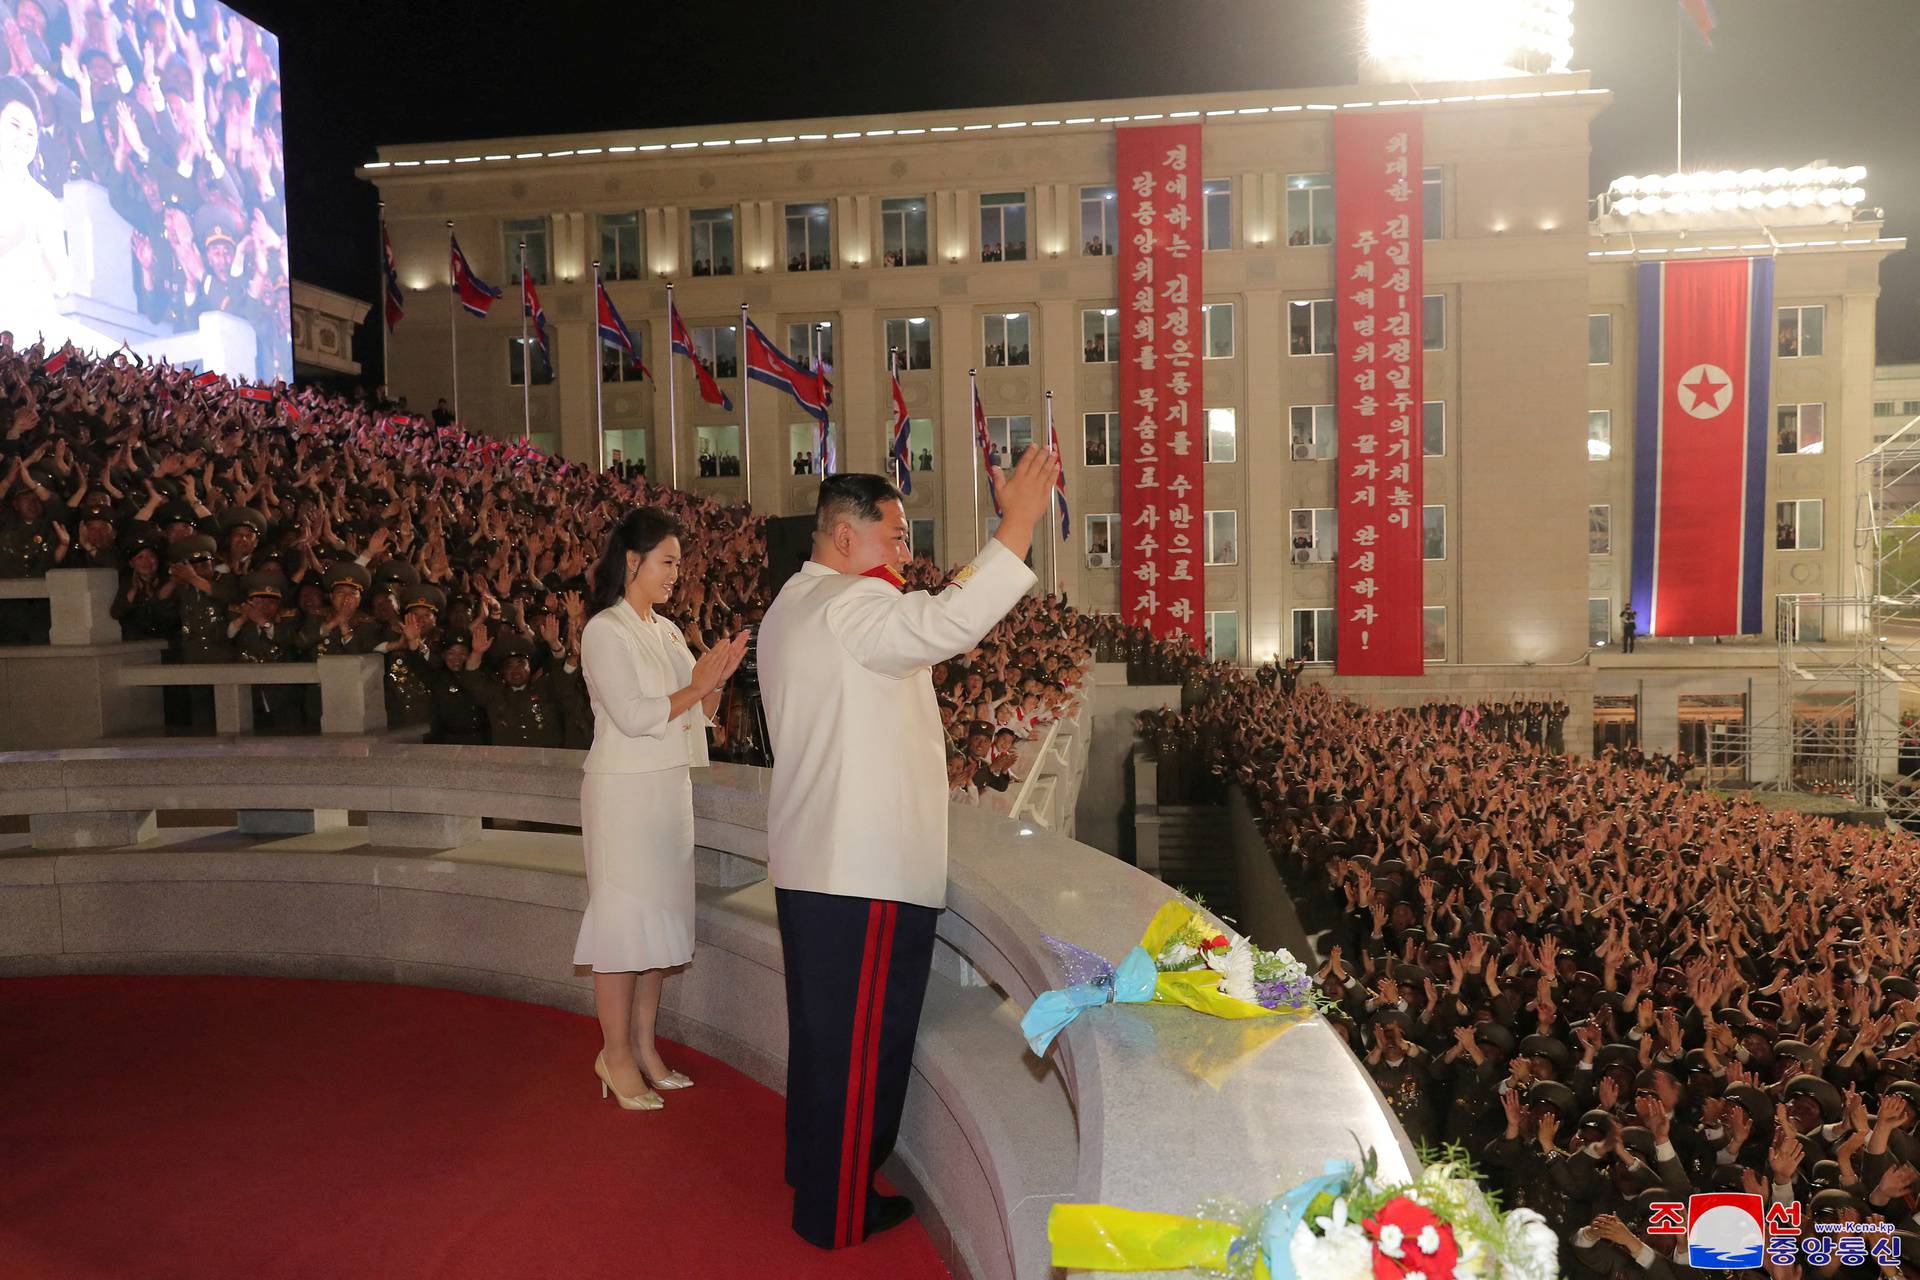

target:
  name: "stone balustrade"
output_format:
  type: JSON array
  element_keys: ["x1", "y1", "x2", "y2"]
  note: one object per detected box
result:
[{"x1": 0, "y1": 740, "x2": 1415, "y2": 1280}]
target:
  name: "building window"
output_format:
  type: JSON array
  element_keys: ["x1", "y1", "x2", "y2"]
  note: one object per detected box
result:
[
  {"x1": 1777, "y1": 499, "x2": 1824, "y2": 550},
  {"x1": 1778, "y1": 305, "x2": 1825, "y2": 359},
  {"x1": 1423, "y1": 294, "x2": 1446, "y2": 351},
  {"x1": 1589, "y1": 314, "x2": 1612, "y2": 365},
  {"x1": 1083, "y1": 309, "x2": 1119, "y2": 363},
  {"x1": 691, "y1": 325, "x2": 738, "y2": 379},
  {"x1": 1779, "y1": 593, "x2": 1825, "y2": 643},
  {"x1": 1203, "y1": 179, "x2": 1232, "y2": 250},
  {"x1": 787, "y1": 422, "x2": 840, "y2": 474},
  {"x1": 601, "y1": 329, "x2": 645, "y2": 383},
  {"x1": 1423, "y1": 401, "x2": 1446, "y2": 457},
  {"x1": 1285, "y1": 172, "x2": 1334, "y2": 246},
  {"x1": 787, "y1": 322, "x2": 834, "y2": 372},
  {"x1": 984, "y1": 313, "x2": 1029, "y2": 367},
  {"x1": 1084, "y1": 412, "x2": 1118, "y2": 467},
  {"x1": 690, "y1": 207, "x2": 735, "y2": 277},
  {"x1": 1422, "y1": 606, "x2": 1446, "y2": 661},
  {"x1": 1907, "y1": 401, "x2": 1920, "y2": 415},
  {"x1": 1291, "y1": 508, "x2": 1335, "y2": 563},
  {"x1": 1589, "y1": 410, "x2": 1612, "y2": 461},
  {"x1": 1205, "y1": 610, "x2": 1240, "y2": 662},
  {"x1": 1291, "y1": 607, "x2": 1336, "y2": 662},
  {"x1": 503, "y1": 217, "x2": 549, "y2": 286},
  {"x1": 604, "y1": 429, "x2": 647, "y2": 473},
  {"x1": 1202, "y1": 303, "x2": 1235, "y2": 359},
  {"x1": 985, "y1": 414, "x2": 1034, "y2": 463},
  {"x1": 1205, "y1": 510, "x2": 1238, "y2": 565},
  {"x1": 695, "y1": 425, "x2": 741, "y2": 477},
  {"x1": 910, "y1": 518, "x2": 936, "y2": 559},
  {"x1": 508, "y1": 335, "x2": 554, "y2": 386},
  {"x1": 1589, "y1": 504, "x2": 1611, "y2": 556},
  {"x1": 1289, "y1": 299, "x2": 1336, "y2": 355},
  {"x1": 884, "y1": 317, "x2": 932, "y2": 370},
  {"x1": 1876, "y1": 401, "x2": 1897, "y2": 416},
  {"x1": 598, "y1": 212, "x2": 642, "y2": 281},
  {"x1": 1588, "y1": 597, "x2": 1611, "y2": 647},
  {"x1": 1291, "y1": 405, "x2": 1337, "y2": 460},
  {"x1": 1422, "y1": 505, "x2": 1446, "y2": 560},
  {"x1": 1081, "y1": 185, "x2": 1117, "y2": 256},
  {"x1": 880, "y1": 196, "x2": 928, "y2": 268},
  {"x1": 1777, "y1": 403, "x2": 1825, "y2": 454},
  {"x1": 786, "y1": 202, "x2": 831, "y2": 272},
  {"x1": 1206, "y1": 408, "x2": 1237, "y2": 463},
  {"x1": 905, "y1": 419, "x2": 936, "y2": 473},
  {"x1": 1086, "y1": 513, "x2": 1118, "y2": 567},
  {"x1": 1422, "y1": 166, "x2": 1444, "y2": 240},
  {"x1": 980, "y1": 191, "x2": 1027, "y2": 263}
]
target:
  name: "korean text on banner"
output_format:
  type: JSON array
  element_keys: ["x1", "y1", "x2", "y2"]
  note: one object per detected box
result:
[
  {"x1": 1117, "y1": 123, "x2": 1205, "y2": 646},
  {"x1": 1334, "y1": 112, "x2": 1425, "y2": 675}
]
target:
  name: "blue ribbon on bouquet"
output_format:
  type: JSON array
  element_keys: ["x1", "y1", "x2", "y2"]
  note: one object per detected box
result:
[
  {"x1": 1253, "y1": 1158, "x2": 1359, "y2": 1280},
  {"x1": 1019, "y1": 944, "x2": 1157, "y2": 1055}
]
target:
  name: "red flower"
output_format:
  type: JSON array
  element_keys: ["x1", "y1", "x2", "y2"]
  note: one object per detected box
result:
[
  {"x1": 1204, "y1": 934, "x2": 1230, "y2": 951},
  {"x1": 1363, "y1": 1196, "x2": 1458, "y2": 1280}
]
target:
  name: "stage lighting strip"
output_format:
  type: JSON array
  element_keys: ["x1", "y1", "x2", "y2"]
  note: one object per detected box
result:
[
  {"x1": 361, "y1": 88, "x2": 1610, "y2": 171},
  {"x1": 1587, "y1": 238, "x2": 1904, "y2": 257}
]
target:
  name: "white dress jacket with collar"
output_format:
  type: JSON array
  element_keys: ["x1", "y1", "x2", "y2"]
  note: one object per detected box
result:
[
  {"x1": 758, "y1": 539, "x2": 1037, "y2": 909},
  {"x1": 579, "y1": 598, "x2": 711, "y2": 774}
]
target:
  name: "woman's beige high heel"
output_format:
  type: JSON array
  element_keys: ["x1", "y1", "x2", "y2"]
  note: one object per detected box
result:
[
  {"x1": 643, "y1": 1067, "x2": 694, "y2": 1091},
  {"x1": 595, "y1": 1051, "x2": 664, "y2": 1111}
]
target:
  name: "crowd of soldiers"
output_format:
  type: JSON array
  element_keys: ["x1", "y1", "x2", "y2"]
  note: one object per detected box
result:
[
  {"x1": 0, "y1": 340, "x2": 1091, "y2": 760},
  {"x1": 1137, "y1": 645, "x2": 1920, "y2": 1278}
]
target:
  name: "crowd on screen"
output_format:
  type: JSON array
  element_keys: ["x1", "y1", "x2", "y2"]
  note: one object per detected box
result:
[
  {"x1": 1, "y1": 0, "x2": 290, "y2": 378},
  {"x1": 1137, "y1": 642, "x2": 1920, "y2": 1275}
]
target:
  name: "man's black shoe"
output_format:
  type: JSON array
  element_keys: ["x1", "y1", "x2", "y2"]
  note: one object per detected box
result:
[{"x1": 865, "y1": 1193, "x2": 916, "y2": 1238}]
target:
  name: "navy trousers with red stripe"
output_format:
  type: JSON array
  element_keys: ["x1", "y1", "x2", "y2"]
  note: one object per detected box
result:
[{"x1": 775, "y1": 887, "x2": 938, "y2": 1250}]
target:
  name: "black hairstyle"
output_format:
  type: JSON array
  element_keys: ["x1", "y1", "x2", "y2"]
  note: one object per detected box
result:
[
  {"x1": 813, "y1": 472, "x2": 904, "y2": 538},
  {"x1": 587, "y1": 506, "x2": 684, "y2": 617}
]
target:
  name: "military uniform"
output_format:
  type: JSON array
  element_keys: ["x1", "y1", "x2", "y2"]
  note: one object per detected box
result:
[
  {"x1": 300, "y1": 563, "x2": 385, "y2": 657},
  {"x1": 0, "y1": 474, "x2": 67, "y2": 644},
  {"x1": 111, "y1": 546, "x2": 178, "y2": 642},
  {"x1": 425, "y1": 641, "x2": 489, "y2": 744},
  {"x1": 170, "y1": 536, "x2": 234, "y2": 663},
  {"x1": 381, "y1": 584, "x2": 446, "y2": 728},
  {"x1": 229, "y1": 570, "x2": 307, "y2": 731},
  {"x1": 459, "y1": 632, "x2": 584, "y2": 748}
]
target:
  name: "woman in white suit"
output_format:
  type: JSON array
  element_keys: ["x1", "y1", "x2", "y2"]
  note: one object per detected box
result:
[{"x1": 575, "y1": 508, "x2": 750, "y2": 1110}]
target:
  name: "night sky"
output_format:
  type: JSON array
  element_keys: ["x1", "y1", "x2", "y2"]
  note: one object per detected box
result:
[{"x1": 240, "y1": 0, "x2": 1919, "y2": 382}]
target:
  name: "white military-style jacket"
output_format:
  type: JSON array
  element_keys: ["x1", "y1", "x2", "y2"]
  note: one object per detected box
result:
[
  {"x1": 579, "y1": 599, "x2": 711, "y2": 774},
  {"x1": 758, "y1": 539, "x2": 1037, "y2": 908}
]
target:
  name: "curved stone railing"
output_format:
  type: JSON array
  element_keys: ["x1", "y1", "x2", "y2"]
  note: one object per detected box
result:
[{"x1": 0, "y1": 740, "x2": 1414, "y2": 1280}]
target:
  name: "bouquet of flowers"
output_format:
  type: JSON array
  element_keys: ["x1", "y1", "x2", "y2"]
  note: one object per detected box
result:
[
  {"x1": 1021, "y1": 900, "x2": 1334, "y2": 1055},
  {"x1": 1048, "y1": 1143, "x2": 1559, "y2": 1280}
]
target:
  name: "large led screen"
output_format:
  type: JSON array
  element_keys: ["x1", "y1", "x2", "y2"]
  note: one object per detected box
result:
[{"x1": 0, "y1": 0, "x2": 289, "y2": 381}]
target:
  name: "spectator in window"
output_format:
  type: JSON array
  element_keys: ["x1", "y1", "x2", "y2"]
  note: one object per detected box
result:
[{"x1": 916, "y1": 448, "x2": 932, "y2": 472}]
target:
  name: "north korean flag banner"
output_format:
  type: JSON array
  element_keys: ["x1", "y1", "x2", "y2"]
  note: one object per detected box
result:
[
  {"x1": 1629, "y1": 257, "x2": 1774, "y2": 636},
  {"x1": 1117, "y1": 122, "x2": 1204, "y2": 646},
  {"x1": 1334, "y1": 111, "x2": 1425, "y2": 675}
]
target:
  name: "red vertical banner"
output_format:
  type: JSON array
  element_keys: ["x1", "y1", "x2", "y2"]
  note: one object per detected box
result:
[
  {"x1": 1117, "y1": 123, "x2": 1205, "y2": 647},
  {"x1": 1334, "y1": 112, "x2": 1424, "y2": 675}
]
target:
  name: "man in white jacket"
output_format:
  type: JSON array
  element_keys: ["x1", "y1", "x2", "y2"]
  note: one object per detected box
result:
[{"x1": 758, "y1": 446, "x2": 1058, "y2": 1249}]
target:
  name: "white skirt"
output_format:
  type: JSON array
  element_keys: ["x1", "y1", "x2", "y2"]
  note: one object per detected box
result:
[{"x1": 573, "y1": 767, "x2": 696, "y2": 973}]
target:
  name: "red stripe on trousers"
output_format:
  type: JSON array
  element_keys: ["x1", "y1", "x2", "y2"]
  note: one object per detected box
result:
[
  {"x1": 834, "y1": 902, "x2": 885, "y2": 1247},
  {"x1": 847, "y1": 902, "x2": 897, "y2": 1244}
]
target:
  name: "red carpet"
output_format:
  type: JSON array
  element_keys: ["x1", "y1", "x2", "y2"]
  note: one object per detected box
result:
[{"x1": 0, "y1": 976, "x2": 950, "y2": 1280}]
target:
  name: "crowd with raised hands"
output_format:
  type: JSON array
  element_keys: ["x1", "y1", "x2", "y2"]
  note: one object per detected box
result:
[
  {"x1": 0, "y1": 340, "x2": 1095, "y2": 760},
  {"x1": 1140, "y1": 656, "x2": 1920, "y2": 1277}
]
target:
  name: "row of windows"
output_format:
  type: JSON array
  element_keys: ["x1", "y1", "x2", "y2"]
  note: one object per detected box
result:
[
  {"x1": 1587, "y1": 306, "x2": 1828, "y2": 366},
  {"x1": 1873, "y1": 399, "x2": 1920, "y2": 417},
  {"x1": 1585, "y1": 499, "x2": 1824, "y2": 555},
  {"x1": 574, "y1": 296, "x2": 1452, "y2": 385},
  {"x1": 1083, "y1": 506, "x2": 1447, "y2": 568},
  {"x1": 1586, "y1": 403, "x2": 1828, "y2": 459},
  {"x1": 500, "y1": 169, "x2": 1451, "y2": 284},
  {"x1": 1284, "y1": 607, "x2": 1447, "y2": 664}
]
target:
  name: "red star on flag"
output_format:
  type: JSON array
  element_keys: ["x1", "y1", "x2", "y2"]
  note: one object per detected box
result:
[{"x1": 1681, "y1": 367, "x2": 1725, "y2": 412}]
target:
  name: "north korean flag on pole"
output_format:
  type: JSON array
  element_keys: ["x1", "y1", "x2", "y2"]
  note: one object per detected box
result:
[
  {"x1": 887, "y1": 354, "x2": 912, "y2": 496},
  {"x1": 449, "y1": 236, "x2": 501, "y2": 318},
  {"x1": 595, "y1": 281, "x2": 650, "y2": 381},
  {"x1": 972, "y1": 380, "x2": 1002, "y2": 517},
  {"x1": 742, "y1": 317, "x2": 832, "y2": 426},
  {"x1": 521, "y1": 261, "x2": 549, "y2": 371},
  {"x1": 1629, "y1": 256, "x2": 1774, "y2": 637},
  {"x1": 668, "y1": 300, "x2": 733, "y2": 411},
  {"x1": 381, "y1": 221, "x2": 405, "y2": 331}
]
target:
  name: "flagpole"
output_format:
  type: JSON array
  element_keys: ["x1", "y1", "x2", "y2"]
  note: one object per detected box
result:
[
  {"x1": 814, "y1": 322, "x2": 827, "y2": 477},
  {"x1": 445, "y1": 220, "x2": 458, "y2": 423},
  {"x1": 592, "y1": 259, "x2": 605, "y2": 471},
  {"x1": 378, "y1": 200, "x2": 389, "y2": 404},
  {"x1": 888, "y1": 347, "x2": 898, "y2": 480},
  {"x1": 739, "y1": 303, "x2": 754, "y2": 510},
  {"x1": 666, "y1": 282, "x2": 679, "y2": 490},
  {"x1": 969, "y1": 367, "x2": 983, "y2": 556},
  {"x1": 1046, "y1": 388, "x2": 1059, "y2": 600},
  {"x1": 519, "y1": 240, "x2": 533, "y2": 444},
  {"x1": 1675, "y1": 5, "x2": 1684, "y2": 171}
]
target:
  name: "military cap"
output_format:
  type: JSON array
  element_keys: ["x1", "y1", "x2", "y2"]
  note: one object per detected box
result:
[
  {"x1": 1392, "y1": 962, "x2": 1428, "y2": 987},
  {"x1": 1595, "y1": 1042, "x2": 1642, "y2": 1076},
  {"x1": 1576, "y1": 1108, "x2": 1616, "y2": 1135},
  {"x1": 1884, "y1": 976, "x2": 1919, "y2": 1001},
  {"x1": 1784, "y1": 1073, "x2": 1843, "y2": 1122},
  {"x1": 1617, "y1": 1125, "x2": 1658, "y2": 1162},
  {"x1": 1808, "y1": 1159, "x2": 1843, "y2": 1190},
  {"x1": 218, "y1": 506, "x2": 267, "y2": 533},
  {"x1": 1723, "y1": 1083, "x2": 1770, "y2": 1119},
  {"x1": 1473, "y1": 1021, "x2": 1517, "y2": 1055},
  {"x1": 489, "y1": 632, "x2": 535, "y2": 665},
  {"x1": 1520, "y1": 1033, "x2": 1571, "y2": 1072},
  {"x1": 156, "y1": 500, "x2": 199, "y2": 527},
  {"x1": 77, "y1": 491, "x2": 117, "y2": 518},
  {"x1": 1371, "y1": 1008, "x2": 1416, "y2": 1036},
  {"x1": 401, "y1": 584, "x2": 446, "y2": 615},
  {"x1": 242, "y1": 569, "x2": 289, "y2": 600},
  {"x1": 1526, "y1": 1080, "x2": 1578, "y2": 1116},
  {"x1": 323, "y1": 562, "x2": 371, "y2": 591},
  {"x1": 372, "y1": 558, "x2": 419, "y2": 589},
  {"x1": 194, "y1": 203, "x2": 239, "y2": 250},
  {"x1": 1892, "y1": 1022, "x2": 1920, "y2": 1045},
  {"x1": 169, "y1": 533, "x2": 217, "y2": 560},
  {"x1": 1774, "y1": 1039, "x2": 1819, "y2": 1065},
  {"x1": 1808, "y1": 1187, "x2": 1866, "y2": 1217},
  {"x1": 1682, "y1": 1047, "x2": 1717, "y2": 1075}
]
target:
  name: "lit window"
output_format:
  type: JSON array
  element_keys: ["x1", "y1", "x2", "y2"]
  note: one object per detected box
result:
[
  {"x1": 980, "y1": 192, "x2": 1028, "y2": 263},
  {"x1": 690, "y1": 207, "x2": 735, "y2": 277},
  {"x1": 1285, "y1": 172, "x2": 1334, "y2": 246},
  {"x1": 785, "y1": 202, "x2": 831, "y2": 272},
  {"x1": 1082, "y1": 309, "x2": 1120, "y2": 363}
]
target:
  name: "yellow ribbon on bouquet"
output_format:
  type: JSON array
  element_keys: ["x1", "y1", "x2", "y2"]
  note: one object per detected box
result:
[{"x1": 1140, "y1": 900, "x2": 1295, "y2": 1022}]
